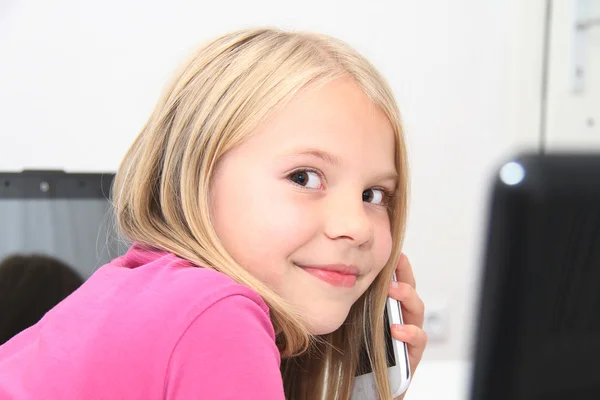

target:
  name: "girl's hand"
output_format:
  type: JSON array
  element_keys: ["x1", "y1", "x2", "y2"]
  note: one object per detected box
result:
[{"x1": 388, "y1": 254, "x2": 427, "y2": 400}]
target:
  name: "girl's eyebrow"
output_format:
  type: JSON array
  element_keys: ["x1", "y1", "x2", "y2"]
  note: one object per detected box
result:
[
  {"x1": 281, "y1": 148, "x2": 399, "y2": 184},
  {"x1": 373, "y1": 172, "x2": 399, "y2": 187},
  {"x1": 283, "y1": 148, "x2": 343, "y2": 167}
]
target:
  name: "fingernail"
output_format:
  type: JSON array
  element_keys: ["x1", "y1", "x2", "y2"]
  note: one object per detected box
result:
[
  {"x1": 393, "y1": 324, "x2": 405, "y2": 332},
  {"x1": 390, "y1": 281, "x2": 399, "y2": 289}
]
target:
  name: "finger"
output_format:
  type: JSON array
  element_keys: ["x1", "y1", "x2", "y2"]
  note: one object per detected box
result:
[
  {"x1": 395, "y1": 253, "x2": 416, "y2": 289},
  {"x1": 388, "y1": 281, "x2": 425, "y2": 328},
  {"x1": 391, "y1": 324, "x2": 428, "y2": 372}
]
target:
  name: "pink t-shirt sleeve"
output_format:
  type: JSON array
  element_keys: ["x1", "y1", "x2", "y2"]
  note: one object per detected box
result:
[{"x1": 164, "y1": 294, "x2": 285, "y2": 399}]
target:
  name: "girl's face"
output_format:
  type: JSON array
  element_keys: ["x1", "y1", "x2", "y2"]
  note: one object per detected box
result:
[{"x1": 210, "y1": 78, "x2": 397, "y2": 334}]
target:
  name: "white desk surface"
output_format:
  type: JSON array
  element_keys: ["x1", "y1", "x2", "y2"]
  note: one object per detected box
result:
[{"x1": 405, "y1": 360, "x2": 472, "y2": 400}]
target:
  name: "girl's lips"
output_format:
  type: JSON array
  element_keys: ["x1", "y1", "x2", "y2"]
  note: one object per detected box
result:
[{"x1": 298, "y1": 264, "x2": 359, "y2": 288}]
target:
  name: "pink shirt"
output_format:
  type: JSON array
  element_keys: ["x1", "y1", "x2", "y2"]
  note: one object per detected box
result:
[{"x1": 0, "y1": 244, "x2": 285, "y2": 399}]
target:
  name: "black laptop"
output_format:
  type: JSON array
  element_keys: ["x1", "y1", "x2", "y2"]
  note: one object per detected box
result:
[
  {"x1": 471, "y1": 153, "x2": 600, "y2": 400},
  {"x1": 0, "y1": 170, "x2": 124, "y2": 280}
]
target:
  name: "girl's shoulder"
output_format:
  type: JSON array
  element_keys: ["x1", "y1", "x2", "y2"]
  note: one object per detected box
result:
[
  {"x1": 0, "y1": 245, "x2": 280, "y2": 399},
  {"x1": 97, "y1": 243, "x2": 271, "y2": 324}
]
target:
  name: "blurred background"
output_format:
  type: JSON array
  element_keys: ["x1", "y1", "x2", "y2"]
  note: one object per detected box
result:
[{"x1": 1, "y1": 0, "x2": 599, "y2": 398}]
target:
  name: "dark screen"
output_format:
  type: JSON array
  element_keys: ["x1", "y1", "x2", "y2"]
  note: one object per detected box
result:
[
  {"x1": 356, "y1": 306, "x2": 396, "y2": 376},
  {"x1": 0, "y1": 199, "x2": 124, "y2": 280},
  {"x1": 0, "y1": 172, "x2": 125, "y2": 280}
]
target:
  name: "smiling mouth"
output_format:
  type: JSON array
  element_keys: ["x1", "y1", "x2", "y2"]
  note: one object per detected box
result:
[{"x1": 296, "y1": 264, "x2": 359, "y2": 288}]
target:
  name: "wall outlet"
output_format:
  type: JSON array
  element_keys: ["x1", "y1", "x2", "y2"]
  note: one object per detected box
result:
[{"x1": 423, "y1": 304, "x2": 449, "y2": 342}]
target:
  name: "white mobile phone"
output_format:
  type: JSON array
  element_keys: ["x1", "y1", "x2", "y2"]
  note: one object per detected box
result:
[{"x1": 351, "y1": 276, "x2": 411, "y2": 399}]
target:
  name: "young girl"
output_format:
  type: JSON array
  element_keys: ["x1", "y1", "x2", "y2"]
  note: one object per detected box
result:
[{"x1": 0, "y1": 28, "x2": 426, "y2": 399}]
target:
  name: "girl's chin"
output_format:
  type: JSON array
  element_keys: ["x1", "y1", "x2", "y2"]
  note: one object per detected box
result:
[{"x1": 303, "y1": 312, "x2": 350, "y2": 335}]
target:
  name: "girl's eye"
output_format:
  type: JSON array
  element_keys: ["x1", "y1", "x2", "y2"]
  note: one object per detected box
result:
[
  {"x1": 362, "y1": 188, "x2": 388, "y2": 206},
  {"x1": 288, "y1": 170, "x2": 323, "y2": 189}
]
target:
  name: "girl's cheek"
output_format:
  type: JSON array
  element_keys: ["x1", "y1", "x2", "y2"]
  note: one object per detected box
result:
[{"x1": 375, "y1": 226, "x2": 394, "y2": 271}]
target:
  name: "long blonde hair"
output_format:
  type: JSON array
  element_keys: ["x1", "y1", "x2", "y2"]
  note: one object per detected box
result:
[{"x1": 112, "y1": 28, "x2": 409, "y2": 400}]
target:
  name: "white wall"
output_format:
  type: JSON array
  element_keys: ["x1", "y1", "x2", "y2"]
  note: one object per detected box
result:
[
  {"x1": 544, "y1": 0, "x2": 600, "y2": 150},
  {"x1": 0, "y1": 0, "x2": 549, "y2": 397}
]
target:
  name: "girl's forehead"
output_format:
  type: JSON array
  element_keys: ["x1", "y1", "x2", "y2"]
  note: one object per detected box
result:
[{"x1": 248, "y1": 80, "x2": 396, "y2": 156}]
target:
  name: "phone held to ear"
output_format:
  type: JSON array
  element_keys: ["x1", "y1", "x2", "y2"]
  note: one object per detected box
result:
[{"x1": 351, "y1": 274, "x2": 411, "y2": 399}]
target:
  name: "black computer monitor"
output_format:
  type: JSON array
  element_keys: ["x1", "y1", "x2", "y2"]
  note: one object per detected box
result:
[
  {"x1": 0, "y1": 170, "x2": 124, "y2": 280},
  {"x1": 471, "y1": 153, "x2": 600, "y2": 400}
]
